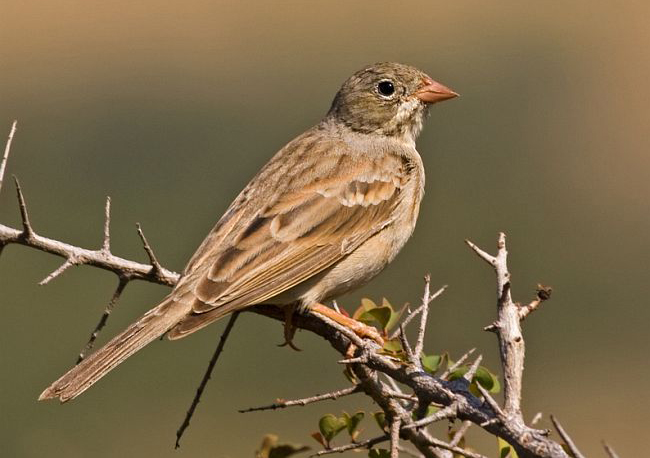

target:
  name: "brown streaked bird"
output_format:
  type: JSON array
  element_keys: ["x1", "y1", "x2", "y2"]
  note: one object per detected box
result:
[{"x1": 39, "y1": 62, "x2": 457, "y2": 402}]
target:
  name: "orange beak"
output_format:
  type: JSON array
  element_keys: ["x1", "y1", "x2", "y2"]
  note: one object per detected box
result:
[{"x1": 414, "y1": 77, "x2": 458, "y2": 104}]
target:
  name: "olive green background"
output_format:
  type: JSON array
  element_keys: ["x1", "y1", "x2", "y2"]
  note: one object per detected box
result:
[{"x1": 1, "y1": 1, "x2": 648, "y2": 456}]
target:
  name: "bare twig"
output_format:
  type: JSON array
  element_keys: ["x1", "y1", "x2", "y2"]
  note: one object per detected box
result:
[
  {"x1": 0, "y1": 120, "x2": 17, "y2": 194},
  {"x1": 422, "y1": 436, "x2": 488, "y2": 458},
  {"x1": 476, "y1": 382, "x2": 505, "y2": 421},
  {"x1": 449, "y1": 420, "x2": 472, "y2": 447},
  {"x1": 386, "y1": 390, "x2": 418, "y2": 402},
  {"x1": 337, "y1": 354, "x2": 368, "y2": 364},
  {"x1": 39, "y1": 259, "x2": 76, "y2": 285},
  {"x1": 399, "y1": 323, "x2": 417, "y2": 365},
  {"x1": 239, "y1": 385, "x2": 361, "y2": 413},
  {"x1": 602, "y1": 441, "x2": 620, "y2": 458},
  {"x1": 14, "y1": 176, "x2": 34, "y2": 237},
  {"x1": 101, "y1": 196, "x2": 111, "y2": 253},
  {"x1": 76, "y1": 277, "x2": 129, "y2": 363},
  {"x1": 440, "y1": 348, "x2": 476, "y2": 380},
  {"x1": 413, "y1": 275, "x2": 431, "y2": 361},
  {"x1": 175, "y1": 312, "x2": 240, "y2": 449},
  {"x1": 463, "y1": 354, "x2": 483, "y2": 382},
  {"x1": 550, "y1": 415, "x2": 586, "y2": 458},
  {"x1": 402, "y1": 403, "x2": 457, "y2": 430},
  {"x1": 136, "y1": 222, "x2": 164, "y2": 276},
  {"x1": 0, "y1": 215, "x2": 179, "y2": 286},
  {"x1": 466, "y1": 233, "x2": 523, "y2": 418},
  {"x1": 531, "y1": 412, "x2": 543, "y2": 426},
  {"x1": 312, "y1": 435, "x2": 387, "y2": 456},
  {"x1": 389, "y1": 284, "x2": 447, "y2": 341},
  {"x1": 519, "y1": 285, "x2": 552, "y2": 321}
]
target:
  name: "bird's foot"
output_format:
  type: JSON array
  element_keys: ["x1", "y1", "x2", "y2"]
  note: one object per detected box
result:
[
  {"x1": 278, "y1": 303, "x2": 302, "y2": 351},
  {"x1": 310, "y1": 303, "x2": 384, "y2": 347}
]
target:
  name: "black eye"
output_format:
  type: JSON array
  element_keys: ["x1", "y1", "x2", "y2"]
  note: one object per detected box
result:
[{"x1": 377, "y1": 80, "x2": 395, "y2": 97}]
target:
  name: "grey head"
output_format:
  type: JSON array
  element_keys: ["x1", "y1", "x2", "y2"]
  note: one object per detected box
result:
[{"x1": 327, "y1": 62, "x2": 457, "y2": 143}]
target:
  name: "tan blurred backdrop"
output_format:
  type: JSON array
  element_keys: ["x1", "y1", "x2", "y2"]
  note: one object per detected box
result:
[{"x1": 1, "y1": 1, "x2": 649, "y2": 456}]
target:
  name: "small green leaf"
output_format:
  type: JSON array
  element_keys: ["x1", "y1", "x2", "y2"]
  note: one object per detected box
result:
[
  {"x1": 361, "y1": 297, "x2": 378, "y2": 310},
  {"x1": 343, "y1": 411, "x2": 365, "y2": 437},
  {"x1": 258, "y1": 435, "x2": 309, "y2": 458},
  {"x1": 425, "y1": 405, "x2": 439, "y2": 417},
  {"x1": 372, "y1": 411, "x2": 387, "y2": 431},
  {"x1": 412, "y1": 404, "x2": 438, "y2": 420},
  {"x1": 318, "y1": 414, "x2": 346, "y2": 443},
  {"x1": 487, "y1": 369, "x2": 501, "y2": 393},
  {"x1": 384, "y1": 300, "x2": 407, "y2": 331},
  {"x1": 421, "y1": 354, "x2": 443, "y2": 374},
  {"x1": 474, "y1": 367, "x2": 495, "y2": 390},
  {"x1": 368, "y1": 449, "x2": 391, "y2": 458},
  {"x1": 357, "y1": 307, "x2": 392, "y2": 331},
  {"x1": 381, "y1": 339, "x2": 403, "y2": 353},
  {"x1": 498, "y1": 437, "x2": 519, "y2": 458},
  {"x1": 448, "y1": 365, "x2": 501, "y2": 395},
  {"x1": 353, "y1": 298, "x2": 378, "y2": 320},
  {"x1": 269, "y1": 444, "x2": 309, "y2": 458}
]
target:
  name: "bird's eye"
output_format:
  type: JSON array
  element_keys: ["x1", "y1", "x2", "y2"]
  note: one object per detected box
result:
[{"x1": 377, "y1": 80, "x2": 395, "y2": 97}]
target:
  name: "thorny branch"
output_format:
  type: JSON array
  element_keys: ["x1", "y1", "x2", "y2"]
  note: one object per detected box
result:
[
  {"x1": 1, "y1": 123, "x2": 620, "y2": 457},
  {"x1": 176, "y1": 312, "x2": 240, "y2": 449},
  {"x1": 0, "y1": 121, "x2": 17, "y2": 195},
  {"x1": 239, "y1": 385, "x2": 362, "y2": 413}
]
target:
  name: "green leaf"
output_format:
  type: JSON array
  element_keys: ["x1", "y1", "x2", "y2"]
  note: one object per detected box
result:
[
  {"x1": 381, "y1": 339, "x2": 403, "y2": 353},
  {"x1": 412, "y1": 404, "x2": 438, "y2": 421},
  {"x1": 486, "y1": 369, "x2": 501, "y2": 393},
  {"x1": 257, "y1": 435, "x2": 309, "y2": 458},
  {"x1": 384, "y1": 300, "x2": 407, "y2": 332},
  {"x1": 498, "y1": 437, "x2": 519, "y2": 458},
  {"x1": 421, "y1": 354, "x2": 443, "y2": 374},
  {"x1": 448, "y1": 365, "x2": 501, "y2": 395},
  {"x1": 368, "y1": 449, "x2": 391, "y2": 458},
  {"x1": 343, "y1": 411, "x2": 365, "y2": 437},
  {"x1": 353, "y1": 298, "x2": 378, "y2": 320},
  {"x1": 361, "y1": 297, "x2": 378, "y2": 310},
  {"x1": 357, "y1": 307, "x2": 392, "y2": 331},
  {"x1": 318, "y1": 414, "x2": 346, "y2": 443},
  {"x1": 474, "y1": 367, "x2": 495, "y2": 391},
  {"x1": 372, "y1": 411, "x2": 387, "y2": 431},
  {"x1": 268, "y1": 444, "x2": 310, "y2": 458}
]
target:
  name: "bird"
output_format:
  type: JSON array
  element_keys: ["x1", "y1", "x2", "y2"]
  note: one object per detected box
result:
[{"x1": 39, "y1": 62, "x2": 457, "y2": 402}]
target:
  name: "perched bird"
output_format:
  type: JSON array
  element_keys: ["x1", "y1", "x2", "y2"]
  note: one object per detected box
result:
[{"x1": 39, "y1": 62, "x2": 457, "y2": 402}]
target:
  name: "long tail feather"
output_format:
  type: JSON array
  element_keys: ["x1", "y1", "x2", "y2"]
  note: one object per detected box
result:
[{"x1": 39, "y1": 297, "x2": 190, "y2": 402}]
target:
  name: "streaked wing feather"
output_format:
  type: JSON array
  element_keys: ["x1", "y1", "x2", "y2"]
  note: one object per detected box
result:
[
  {"x1": 195, "y1": 179, "x2": 400, "y2": 308},
  {"x1": 168, "y1": 137, "x2": 410, "y2": 339}
]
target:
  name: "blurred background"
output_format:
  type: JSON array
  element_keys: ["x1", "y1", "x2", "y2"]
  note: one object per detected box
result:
[{"x1": 1, "y1": 1, "x2": 648, "y2": 456}]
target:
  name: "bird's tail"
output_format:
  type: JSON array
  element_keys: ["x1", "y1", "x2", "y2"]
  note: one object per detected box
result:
[{"x1": 39, "y1": 296, "x2": 190, "y2": 403}]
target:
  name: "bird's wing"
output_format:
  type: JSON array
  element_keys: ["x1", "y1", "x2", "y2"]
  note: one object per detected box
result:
[{"x1": 167, "y1": 137, "x2": 412, "y2": 339}]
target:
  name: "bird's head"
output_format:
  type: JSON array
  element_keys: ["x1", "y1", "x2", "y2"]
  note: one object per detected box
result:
[{"x1": 328, "y1": 62, "x2": 457, "y2": 143}]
